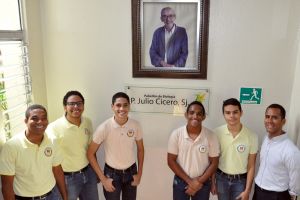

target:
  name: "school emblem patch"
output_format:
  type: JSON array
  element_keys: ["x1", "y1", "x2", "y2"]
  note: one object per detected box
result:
[
  {"x1": 127, "y1": 129, "x2": 134, "y2": 137},
  {"x1": 44, "y1": 147, "x2": 53, "y2": 157},
  {"x1": 237, "y1": 145, "x2": 246, "y2": 153},
  {"x1": 199, "y1": 145, "x2": 206, "y2": 153}
]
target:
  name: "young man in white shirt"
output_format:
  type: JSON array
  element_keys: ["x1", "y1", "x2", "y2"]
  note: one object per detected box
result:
[{"x1": 87, "y1": 92, "x2": 144, "y2": 200}]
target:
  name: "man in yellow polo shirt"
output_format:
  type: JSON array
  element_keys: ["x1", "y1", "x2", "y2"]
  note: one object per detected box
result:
[
  {"x1": 0, "y1": 104, "x2": 67, "y2": 200},
  {"x1": 212, "y1": 98, "x2": 258, "y2": 200},
  {"x1": 47, "y1": 91, "x2": 98, "y2": 200}
]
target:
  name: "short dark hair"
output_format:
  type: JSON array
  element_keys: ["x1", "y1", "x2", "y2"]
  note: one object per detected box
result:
[
  {"x1": 63, "y1": 91, "x2": 85, "y2": 106},
  {"x1": 25, "y1": 104, "x2": 47, "y2": 119},
  {"x1": 266, "y1": 104, "x2": 286, "y2": 119},
  {"x1": 112, "y1": 92, "x2": 130, "y2": 104},
  {"x1": 186, "y1": 101, "x2": 205, "y2": 116},
  {"x1": 222, "y1": 98, "x2": 242, "y2": 113},
  {"x1": 161, "y1": 7, "x2": 175, "y2": 16}
]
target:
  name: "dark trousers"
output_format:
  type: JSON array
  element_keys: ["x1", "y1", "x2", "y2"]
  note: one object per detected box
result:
[
  {"x1": 252, "y1": 184, "x2": 290, "y2": 200},
  {"x1": 103, "y1": 163, "x2": 137, "y2": 200}
]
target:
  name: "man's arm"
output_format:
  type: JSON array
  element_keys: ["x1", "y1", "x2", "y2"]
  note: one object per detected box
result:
[
  {"x1": 197, "y1": 156, "x2": 219, "y2": 184},
  {"x1": 236, "y1": 153, "x2": 257, "y2": 200},
  {"x1": 287, "y1": 150, "x2": 300, "y2": 198},
  {"x1": 174, "y1": 28, "x2": 188, "y2": 67},
  {"x1": 149, "y1": 28, "x2": 165, "y2": 67},
  {"x1": 167, "y1": 153, "x2": 200, "y2": 195},
  {"x1": 210, "y1": 173, "x2": 217, "y2": 195},
  {"x1": 132, "y1": 139, "x2": 144, "y2": 186},
  {"x1": 1, "y1": 175, "x2": 15, "y2": 200},
  {"x1": 52, "y1": 165, "x2": 68, "y2": 200},
  {"x1": 87, "y1": 141, "x2": 115, "y2": 192}
]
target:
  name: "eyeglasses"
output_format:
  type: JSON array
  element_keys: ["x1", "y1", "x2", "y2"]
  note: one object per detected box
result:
[
  {"x1": 161, "y1": 14, "x2": 175, "y2": 19},
  {"x1": 66, "y1": 101, "x2": 83, "y2": 107}
]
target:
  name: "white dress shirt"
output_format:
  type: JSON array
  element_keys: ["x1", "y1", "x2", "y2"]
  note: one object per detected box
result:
[{"x1": 255, "y1": 133, "x2": 300, "y2": 196}]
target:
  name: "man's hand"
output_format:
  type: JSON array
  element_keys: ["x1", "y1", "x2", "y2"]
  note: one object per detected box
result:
[
  {"x1": 102, "y1": 177, "x2": 115, "y2": 192},
  {"x1": 160, "y1": 61, "x2": 174, "y2": 67},
  {"x1": 236, "y1": 191, "x2": 250, "y2": 200},
  {"x1": 131, "y1": 174, "x2": 141, "y2": 186},
  {"x1": 185, "y1": 178, "x2": 203, "y2": 196},
  {"x1": 290, "y1": 195, "x2": 297, "y2": 200},
  {"x1": 210, "y1": 180, "x2": 217, "y2": 195}
]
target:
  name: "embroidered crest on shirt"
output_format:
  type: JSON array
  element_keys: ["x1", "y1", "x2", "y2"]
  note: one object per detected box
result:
[
  {"x1": 85, "y1": 128, "x2": 90, "y2": 135},
  {"x1": 199, "y1": 145, "x2": 207, "y2": 153},
  {"x1": 44, "y1": 147, "x2": 53, "y2": 157},
  {"x1": 127, "y1": 129, "x2": 135, "y2": 137},
  {"x1": 237, "y1": 144, "x2": 246, "y2": 153}
]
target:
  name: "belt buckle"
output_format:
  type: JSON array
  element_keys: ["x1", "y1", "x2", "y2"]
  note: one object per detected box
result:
[
  {"x1": 36, "y1": 195, "x2": 47, "y2": 200},
  {"x1": 227, "y1": 174, "x2": 233, "y2": 181},
  {"x1": 33, "y1": 196, "x2": 46, "y2": 200}
]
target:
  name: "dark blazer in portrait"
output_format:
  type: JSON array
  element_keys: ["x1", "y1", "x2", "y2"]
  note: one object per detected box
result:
[{"x1": 149, "y1": 26, "x2": 188, "y2": 67}]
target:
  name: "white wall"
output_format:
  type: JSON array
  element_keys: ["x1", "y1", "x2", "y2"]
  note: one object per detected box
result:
[
  {"x1": 288, "y1": 1, "x2": 300, "y2": 147},
  {"x1": 24, "y1": 0, "x2": 48, "y2": 106},
  {"x1": 21, "y1": 0, "x2": 300, "y2": 199}
]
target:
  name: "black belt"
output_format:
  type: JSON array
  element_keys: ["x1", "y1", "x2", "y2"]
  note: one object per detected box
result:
[
  {"x1": 15, "y1": 191, "x2": 51, "y2": 200},
  {"x1": 217, "y1": 168, "x2": 247, "y2": 179},
  {"x1": 105, "y1": 163, "x2": 136, "y2": 174},
  {"x1": 64, "y1": 165, "x2": 88, "y2": 176},
  {"x1": 255, "y1": 184, "x2": 289, "y2": 194}
]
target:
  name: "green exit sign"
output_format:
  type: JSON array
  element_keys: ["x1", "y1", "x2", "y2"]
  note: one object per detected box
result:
[{"x1": 240, "y1": 87, "x2": 262, "y2": 104}]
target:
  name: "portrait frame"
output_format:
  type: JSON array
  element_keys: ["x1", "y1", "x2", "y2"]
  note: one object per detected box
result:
[{"x1": 132, "y1": 0, "x2": 209, "y2": 79}]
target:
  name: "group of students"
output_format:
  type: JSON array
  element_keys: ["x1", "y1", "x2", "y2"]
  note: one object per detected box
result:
[
  {"x1": 168, "y1": 98, "x2": 300, "y2": 200},
  {"x1": 0, "y1": 91, "x2": 299, "y2": 200}
]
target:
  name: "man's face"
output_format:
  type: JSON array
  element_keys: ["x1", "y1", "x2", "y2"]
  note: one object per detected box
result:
[
  {"x1": 264, "y1": 107, "x2": 285, "y2": 137},
  {"x1": 161, "y1": 9, "x2": 176, "y2": 27},
  {"x1": 64, "y1": 95, "x2": 84, "y2": 119},
  {"x1": 25, "y1": 109, "x2": 48, "y2": 135},
  {"x1": 223, "y1": 105, "x2": 242, "y2": 127},
  {"x1": 112, "y1": 97, "x2": 130, "y2": 123},
  {"x1": 185, "y1": 104, "x2": 205, "y2": 128}
]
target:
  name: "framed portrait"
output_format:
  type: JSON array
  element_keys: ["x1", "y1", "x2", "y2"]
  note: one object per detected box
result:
[{"x1": 132, "y1": 0, "x2": 209, "y2": 79}]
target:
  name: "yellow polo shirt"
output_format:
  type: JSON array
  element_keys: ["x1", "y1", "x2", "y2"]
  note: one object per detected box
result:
[
  {"x1": 0, "y1": 132, "x2": 62, "y2": 196},
  {"x1": 47, "y1": 116, "x2": 93, "y2": 172},
  {"x1": 214, "y1": 124, "x2": 258, "y2": 174}
]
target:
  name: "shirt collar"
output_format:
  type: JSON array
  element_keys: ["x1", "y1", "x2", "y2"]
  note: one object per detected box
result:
[
  {"x1": 21, "y1": 131, "x2": 49, "y2": 148},
  {"x1": 225, "y1": 124, "x2": 244, "y2": 137},
  {"x1": 63, "y1": 115, "x2": 83, "y2": 128},
  {"x1": 184, "y1": 126, "x2": 204, "y2": 141},
  {"x1": 267, "y1": 132, "x2": 287, "y2": 142},
  {"x1": 111, "y1": 116, "x2": 129, "y2": 128},
  {"x1": 165, "y1": 24, "x2": 176, "y2": 34}
]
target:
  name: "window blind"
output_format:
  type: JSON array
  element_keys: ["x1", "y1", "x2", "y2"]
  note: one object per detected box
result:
[{"x1": 0, "y1": 41, "x2": 32, "y2": 140}]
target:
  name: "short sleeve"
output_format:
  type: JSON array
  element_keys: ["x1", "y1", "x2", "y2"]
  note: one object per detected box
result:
[
  {"x1": 208, "y1": 132, "x2": 220, "y2": 157},
  {"x1": 135, "y1": 121, "x2": 143, "y2": 141},
  {"x1": 0, "y1": 143, "x2": 17, "y2": 175},
  {"x1": 249, "y1": 132, "x2": 258, "y2": 154},
  {"x1": 85, "y1": 117, "x2": 94, "y2": 144},
  {"x1": 52, "y1": 139, "x2": 63, "y2": 167},
  {"x1": 93, "y1": 122, "x2": 108, "y2": 144},
  {"x1": 167, "y1": 130, "x2": 179, "y2": 155}
]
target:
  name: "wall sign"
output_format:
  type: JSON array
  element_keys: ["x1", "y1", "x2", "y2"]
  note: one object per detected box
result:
[
  {"x1": 125, "y1": 85, "x2": 210, "y2": 114},
  {"x1": 240, "y1": 87, "x2": 262, "y2": 104}
]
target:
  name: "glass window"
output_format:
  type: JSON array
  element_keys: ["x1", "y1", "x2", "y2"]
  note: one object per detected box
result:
[
  {"x1": 0, "y1": 0, "x2": 31, "y2": 142},
  {"x1": 0, "y1": 0, "x2": 21, "y2": 30}
]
